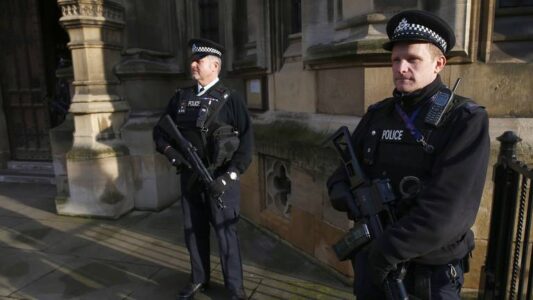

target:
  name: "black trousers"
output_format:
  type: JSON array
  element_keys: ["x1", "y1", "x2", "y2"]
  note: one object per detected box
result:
[
  {"x1": 353, "y1": 249, "x2": 464, "y2": 300},
  {"x1": 181, "y1": 180, "x2": 243, "y2": 293}
]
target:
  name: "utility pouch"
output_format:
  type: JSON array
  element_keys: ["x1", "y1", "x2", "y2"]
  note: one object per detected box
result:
[
  {"x1": 211, "y1": 125, "x2": 240, "y2": 168},
  {"x1": 332, "y1": 221, "x2": 372, "y2": 261}
]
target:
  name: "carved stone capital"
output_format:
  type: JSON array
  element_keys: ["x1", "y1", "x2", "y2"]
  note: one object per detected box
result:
[{"x1": 58, "y1": 0, "x2": 124, "y2": 25}]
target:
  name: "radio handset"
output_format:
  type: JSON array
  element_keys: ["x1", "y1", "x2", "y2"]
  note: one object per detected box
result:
[{"x1": 424, "y1": 78, "x2": 461, "y2": 127}]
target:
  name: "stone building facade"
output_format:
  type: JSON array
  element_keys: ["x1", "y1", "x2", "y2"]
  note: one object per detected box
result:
[{"x1": 1, "y1": 0, "x2": 533, "y2": 294}]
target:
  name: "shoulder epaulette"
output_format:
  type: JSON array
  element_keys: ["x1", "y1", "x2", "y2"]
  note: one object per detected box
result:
[
  {"x1": 204, "y1": 85, "x2": 229, "y2": 102},
  {"x1": 368, "y1": 98, "x2": 394, "y2": 112},
  {"x1": 455, "y1": 95, "x2": 484, "y2": 113}
]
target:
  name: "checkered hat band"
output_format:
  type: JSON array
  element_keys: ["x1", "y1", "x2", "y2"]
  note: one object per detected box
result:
[
  {"x1": 192, "y1": 46, "x2": 222, "y2": 57},
  {"x1": 393, "y1": 22, "x2": 447, "y2": 52}
]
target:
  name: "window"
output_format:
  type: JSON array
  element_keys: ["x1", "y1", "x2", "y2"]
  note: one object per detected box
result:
[
  {"x1": 199, "y1": 0, "x2": 219, "y2": 42},
  {"x1": 483, "y1": 0, "x2": 533, "y2": 62},
  {"x1": 290, "y1": 0, "x2": 301, "y2": 34},
  {"x1": 499, "y1": 0, "x2": 533, "y2": 8}
]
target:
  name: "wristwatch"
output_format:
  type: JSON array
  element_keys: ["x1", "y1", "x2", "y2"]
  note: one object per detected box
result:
[{"x1": 228, "y1": 171, "x2": 239, "y2": 180}]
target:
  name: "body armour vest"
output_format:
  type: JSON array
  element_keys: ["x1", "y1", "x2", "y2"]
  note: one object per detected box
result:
[
  {"x1": 171, "y1": 85, "x2": 239, "y2": 168},
  {"x1": 359, "y1": 93, "x2": 475, "y2": 216}
]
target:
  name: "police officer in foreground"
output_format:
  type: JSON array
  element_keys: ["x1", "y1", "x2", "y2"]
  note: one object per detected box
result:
[
  {"x1": 327, "y1": 10, "x2": 490, "y2": 299},
  {"x1": 153, "y1": 38, "x2": 252, "y2": 300}
]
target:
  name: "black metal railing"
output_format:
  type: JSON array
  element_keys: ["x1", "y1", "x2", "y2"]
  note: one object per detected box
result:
[{"x1": 479, "y1": 131, "x2": 533, "y2": 300}]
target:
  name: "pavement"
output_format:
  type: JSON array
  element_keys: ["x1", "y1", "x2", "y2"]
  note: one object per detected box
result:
[{"x1": 0, "y1": 182, "x2": 353, "y2": 300}]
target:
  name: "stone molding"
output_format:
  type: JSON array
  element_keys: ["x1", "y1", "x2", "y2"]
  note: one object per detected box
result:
[
  {"x1": 253, "y1": 111, "x2": 533, "y2": 176},
  {"x1": 334, "y1": 12, "x2": 388, "y2": 31},
  {"x1": 255, "y1": 111, "x2": 533, "y2": 144},
  {"x1": 69, "y1": 100, "x2": 129, "y2": 113},
  {"x1": 115, "y1": 48, "x2": 182, "y2": 79},
  {"x1": 59, "y1": 0, "x2": 124, "y2": 22},
  {"x1": 264, "y1": 156, "x2": 292, "y2": 218}
]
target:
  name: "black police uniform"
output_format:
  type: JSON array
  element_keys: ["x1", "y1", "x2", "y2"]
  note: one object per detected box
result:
[
  {"x1": 152, "y1": 39, "x2": 253, "y2": 297},
  {"x1": 327, "y1": 10, "x2": 490, "y2": 300}
]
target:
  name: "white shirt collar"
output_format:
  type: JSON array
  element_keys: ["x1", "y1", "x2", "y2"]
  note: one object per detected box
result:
[{"x1": 197, "y1": 77, "x2": 219, "y2": 96}]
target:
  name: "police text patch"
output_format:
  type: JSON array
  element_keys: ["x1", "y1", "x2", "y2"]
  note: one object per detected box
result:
[
  {"x1": 188, "y1": 100, "x2": 201, "y2": 107},
  {"x1": 381, "y1": 129, "x2": 403, "y2": 141}
]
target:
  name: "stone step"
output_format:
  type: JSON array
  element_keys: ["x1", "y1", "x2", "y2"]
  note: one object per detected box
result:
[
  {"x1": 0, "y1": 170, "x2": 56, "y2": 184},
  {"x1": 6, "y1": 160, "x2": 54, "y2": 174},
  {"x1": 0, "y1": 161, "x2": 55, "y2": 184}
]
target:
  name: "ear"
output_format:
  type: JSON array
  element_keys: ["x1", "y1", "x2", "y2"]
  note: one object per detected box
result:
[
  {"x1": 211, "y1": 59, "x2": 220, "y2": 71},
  {"x1": 434, "y1": 55, "x2": 446, "y2": 74}
]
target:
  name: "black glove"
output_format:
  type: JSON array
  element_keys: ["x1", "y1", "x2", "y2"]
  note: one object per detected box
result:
[
  {"x1": 367, "y1": 242, "x2": 397, "y2": 289},
  {"x1": 208, "y1": 169, "x2": 239, "y2": 196},
  {"x1": 328, "y1": 181, "x2": 351, "y2": 212},
  {"x1": 163, "y1": 146, "x2": 190, "y2": 168}
]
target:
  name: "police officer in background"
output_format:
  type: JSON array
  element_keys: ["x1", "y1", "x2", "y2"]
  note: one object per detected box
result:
[
  {"x1": 327, "y1": 10, "x2": 490, "y2": 300},
  {"x1": 153, "y1": 38, "x2": 252, "y2": 300}
]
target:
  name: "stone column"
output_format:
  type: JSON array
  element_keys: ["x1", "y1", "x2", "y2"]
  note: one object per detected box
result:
[
  {"x1": 56, "y1": 0, "x2": 134, "y2": 218},
  {"x1": 115, "y1": 0, "x2": 184, "y2": 211}
]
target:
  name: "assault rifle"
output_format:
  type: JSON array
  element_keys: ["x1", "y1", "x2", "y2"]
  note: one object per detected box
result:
[
  {"x1": 157, "y1": 115, "x2": 225, "y2": 209},
  {"x1": 328, "y1": 126, "x2": 408, "y2": 300}
]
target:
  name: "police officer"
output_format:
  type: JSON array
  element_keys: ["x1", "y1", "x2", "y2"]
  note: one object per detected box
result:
[
  {"x1": 153, "y1": 38, "x2": 253, "y2": 300},
  {"x1": 327, "y1": 10, "x2": 490, "y2": 300}
]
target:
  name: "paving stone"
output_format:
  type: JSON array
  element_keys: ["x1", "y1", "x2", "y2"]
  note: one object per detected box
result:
[
  {"x1": 0, "y1": 249, "x2": 73, "y2": 297},
  {"x1": 10, "y1": 258, "x2": 160, "y2": 300},
  {"x1": 0, "y1": 182, "x2": 353, "y2": 300}
]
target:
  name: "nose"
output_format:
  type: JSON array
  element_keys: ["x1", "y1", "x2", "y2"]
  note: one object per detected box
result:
[
  {"x1": 191, "y1": 61, "x2": 198, "y2": 68},
  {"x1": 398, "y1": 60, "x2": 409, "y2": 74}
]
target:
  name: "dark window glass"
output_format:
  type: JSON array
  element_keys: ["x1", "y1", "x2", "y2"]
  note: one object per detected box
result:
[
  {"x1": 199, "y1": 0, "x2": 219, "y2": 42},
  {"x1": 499, "y1": 0, "x2": 533, "y2": 8},
  {"x1": 290, "y1": 0, "x2": 301, "y2": 34}
]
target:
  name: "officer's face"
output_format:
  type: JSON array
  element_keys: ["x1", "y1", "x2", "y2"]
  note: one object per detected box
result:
[
  {"x1": 191, "y1": 56, "x2": 219, "y2": 86},
  {"x1": 391, "y1": 43, "x2": 446, "y2": 93}
]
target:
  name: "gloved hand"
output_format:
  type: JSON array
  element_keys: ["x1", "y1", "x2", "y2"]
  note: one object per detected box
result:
[
  {"x1": 208, "y1": 168, "x2": 239, "y2": 196},
  {"x1": 367, "y1": 242, "x2": 397, "y2": 289},
  {"x1": 328, "y1": 181, "x2": 351, "y2": 212}
]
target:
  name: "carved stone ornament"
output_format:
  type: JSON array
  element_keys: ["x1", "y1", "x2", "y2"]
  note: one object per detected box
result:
[
  {"x1": 60, "y1": 1, "x2": 123, "y2": 22},
  {"x1": 265, "y1": 158, "x2": 292, "y2": 218}
]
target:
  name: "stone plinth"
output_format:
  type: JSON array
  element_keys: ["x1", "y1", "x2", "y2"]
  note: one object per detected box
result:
[
  {"x1": 121, "y1": 115, "x2": 180, "y2": 210},
  {"x1": 59, "y1": 144, "x2": 133, "y2": 217}
]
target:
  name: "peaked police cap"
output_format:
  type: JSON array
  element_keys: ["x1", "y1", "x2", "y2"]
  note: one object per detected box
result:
[
  {"x1": 383, "y1": 10, "x2": 456, "y2": 54},
  {"x1": 188, "y1": 38, "x2": 225, "y2": 60}
]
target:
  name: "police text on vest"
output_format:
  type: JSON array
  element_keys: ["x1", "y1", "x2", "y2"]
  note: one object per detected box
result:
[
  {"x1": 188, "y1": 100, "x2": 201, "y2": 107},
  {"x1": 381, "y1": 129, "x2": 403, "y2": 141}
]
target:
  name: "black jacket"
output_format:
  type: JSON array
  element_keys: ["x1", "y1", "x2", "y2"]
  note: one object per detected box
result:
[{"x1": 328, "y1": 78, "x2": 490, "y2": 265}]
